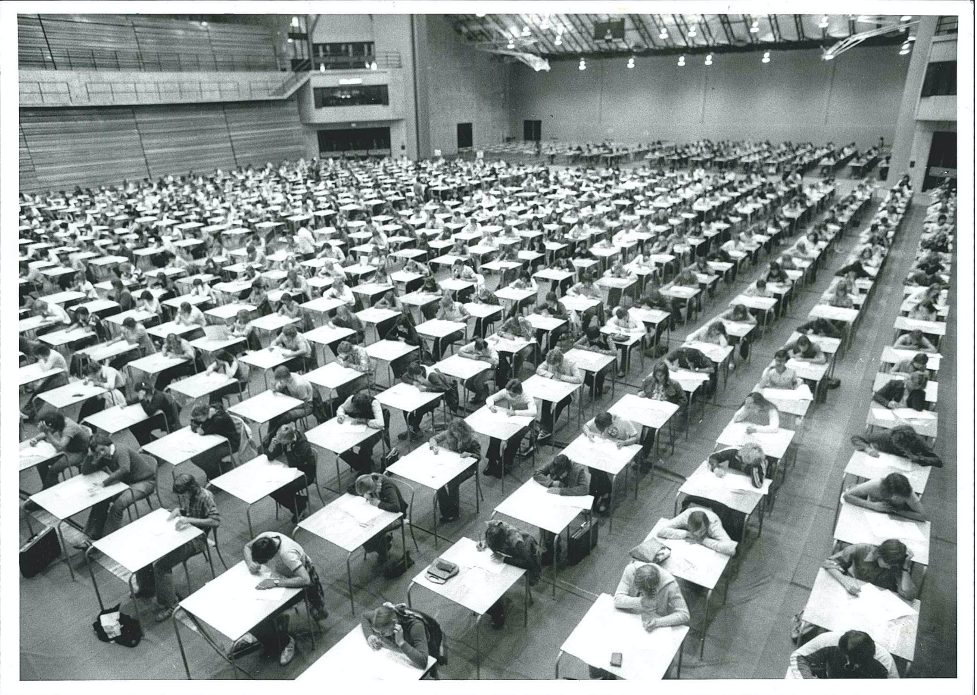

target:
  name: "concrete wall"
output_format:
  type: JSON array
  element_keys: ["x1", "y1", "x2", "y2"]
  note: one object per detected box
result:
[
  {"x1": 422, "y1": 15, "x2": 510, "y2": 156},
  {"x1": 509, "y1": 45, "x2": 910, "y2": 149},
  {"x1": 19, "y1": 68, "x2": 287, "y2": 107}
]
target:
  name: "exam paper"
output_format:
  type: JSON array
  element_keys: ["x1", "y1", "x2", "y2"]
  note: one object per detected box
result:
[
  {"x1": 856, "y1": 584, "x2": 916, "y2": 621},
  {"x1": 865, "y1": 514, "x2": 927, "y2": 543},
  {"x1": 894, "y1": 408, "x2": 936, "y2": 421},
  {"x1": 342, "y1": 496, "x2": 385, "y2": 525},
  {"x1": 254, "y1": 586, "x2": 289, "y2": 602},
  {"x1": 454, "y1": 543, "x2": 506, "y2": 575}
]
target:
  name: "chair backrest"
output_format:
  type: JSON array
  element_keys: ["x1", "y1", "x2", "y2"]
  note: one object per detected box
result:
[{"x1": 229, "y1": 414, "x2": 253, "y2": 454}]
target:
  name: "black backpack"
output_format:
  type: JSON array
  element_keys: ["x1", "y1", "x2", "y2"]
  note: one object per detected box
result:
[{"x1": 393, "y1": 604, "x2": 447, "y2": 665}]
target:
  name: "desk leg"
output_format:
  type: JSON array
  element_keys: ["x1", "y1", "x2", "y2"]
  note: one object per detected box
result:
[
  {"x1": 524, "y1": 574, "x2": 530, "y2": 626},
  {"x1": 551, "y1": 533, "x2": 558, "y2": 599},
  {"x1": 474, "y1": 613, "x2": 483, "y2": 679},
  {"x1": 699, "y1": 590, "x2": 712, "y2": 658},
  {"x1": 245, "y1": 505, "x2": 253, "y2": 538},
  {"x1": 432, "y1": 497, "x2": 440, "y2": 550},
  {"x1": 554, "y1": 651, "x2": 564, "y2": 679},
  {"x1": 172, "y1": 608, "x2": 193, "y2": 679},
  {"x1": 346, "y1": 551, "x2": 355, "y2": 615},
  {"x1": 676, "y1": 637, "x2": 684, "y2": 678},
  {"x1": 57, "y1": 521, "x2": 76, "y2": 582},
  {"x1": 84, "y1": 547, "x2": 104, "y2": 610},
  {"x1": 608, "y1": 472, "x2": 616, "y2": 533}
]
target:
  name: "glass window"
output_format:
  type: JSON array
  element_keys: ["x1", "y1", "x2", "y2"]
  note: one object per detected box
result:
[
  {"x1": 921, "y1": 61, "x2": 956, "y2": 98},
  {"x1": 935, "y1": 15, "x2": 958, "y2": 35},
  {"x1": 313, "y1": 42, "x2": 375, "y2": 69},
  {"x1": 314, "y1": 85, "x2": 389, "y2": 108}
]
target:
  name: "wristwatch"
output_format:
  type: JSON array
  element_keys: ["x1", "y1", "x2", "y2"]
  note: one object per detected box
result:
[{"x1": 274, "y1": 579, "x2": 281, "y2": 587}]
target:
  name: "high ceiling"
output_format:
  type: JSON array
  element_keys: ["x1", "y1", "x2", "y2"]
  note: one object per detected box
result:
[{"x1": 447, "y1": 13, "x2": 915, "y2": 59}]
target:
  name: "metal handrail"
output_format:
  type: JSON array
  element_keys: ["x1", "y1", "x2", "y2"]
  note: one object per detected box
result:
[{"x1": 19, "y1": 46, "x2": 282, "y2": 72}]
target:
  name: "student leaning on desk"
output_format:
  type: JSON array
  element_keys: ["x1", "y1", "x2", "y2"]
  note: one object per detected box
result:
[
  {"x1": 134, "y1": 474, "x2": 220, "y2": 622},
  {"x1": 824, "y1": 540, "x2": 918, "y2": 601},
  {"x1": 590, "y1": 563, "x2": 691, "y2": 680},
  {"x1": 241, "y1": 532, "x2": 328, "y2": 666},
  {"x1": 843, "y1": 474, "x2": 926, "y2": 522},
  {"x1": 789, "y1": 630, "x2": 898, "y2": 679},
  {"x1": 851, "y1": 427, "x2": 943, "y2": 468}
]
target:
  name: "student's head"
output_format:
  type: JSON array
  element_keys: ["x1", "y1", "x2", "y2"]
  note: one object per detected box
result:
[
  {"x1": 473, "y1": 337, "x2": 487, "y2": 351},
  {"x1": 549, "y1": 454, "x2": 572, "y2": 477},
  {"x1": 35, "y1": 344, "x2": 52, "y2": 359},
  {"x1": 214, "y1": 349, "x2": 234, "y2": 367},
  {"x1": 337, "y1": 340, "x2": 353, "y2": 356},
  {"x1": 89, "y1": 432, "x2": 114, "y2": 458},
  {"x1": 880, "y1": 473, "x2": 914, "y2": 503},
  {"x1": 249, "y1": 535, "x2": 282, "y2": 565},
  {"x1": 908, "y1": 329, "x2": 924, "y2": 343},
  {"x1": 504, "y1": 378, "x2": 523, "y2": 398},
  {"x1": 190, "y1": 403, "x2": 211, "y2": 426},
  {"x1": 874, "y1": 539, "x2": 908, "y2": 569},
  {"x1": 39, "y1": 411, "x2": 66, "y2": 433},
  {"x1": 739, "y1": 442, "x2": 766, "y2": 468},
  {"x1": 910, "y1": 353, "x2": 929, "y2": 370},
  {"x1": 754, "y1": 278, "x2": 766, "y2": 291},
  {"x1": 192, "y1": 278, "x2": 203, "y2": 288},
  {"x1": 140, "y1": 290, "x2": 153, "y2": 302},
  {"x1": 235, "y1": 309, "x2": 250, "y2": 324},
  {"x1": 546, "y1": 348, "x2": 564, "y2": 367},
  {"x1": 439, "y1": 293, "x2": 454, "y2": 308},
  {"x1": 731, "y1": 304, "x2": 749, "y2": 320},
  {"x1": 350, "y1": 392, "x2": 373, "y2": 413},
  {"x1": 483, "y1": 519, "x2": 513, "y2": 554},
  {"x1": 652, "y1": 361, "x2": 669, "y2": 382},
  {"x1": 773, "y1": 348, "x2": 789, "y2": 368},
  {"x1": 795, "y1": 335, "x2": 812, "y2": 350},
  {"x1": 447, "y1": 418, "x2": 474, "y2": 442},
  {"x1": 134, "y1": 380, "x2": 154, "y2": 400},
  {"x1": 905, "y1": 372, "x2": 927, "y2": 390},
  {"x1": 111, "y1": 278, "x2": 124, "y2": 290},
  {"x1": 686, "y1": 510, "x2": 710, "y2": 543},
  {"x1": 122, "y1": 317, "x2": 137, "y2": 330},
  {"x1": 354, "y1": 473, "x2": 380, "y2": 498},
  {"x1": 164, "y1": 332, "x2": 181, "y2": 349},
  {"x1": 614, "y1": 307, "x2": 628, "y2": 320},
  {"x1": 707, "y1": 321, "x2": 726, "y2": 337},
  {"x1": 84, "y1": 361, "x2": 103, "y2": 378},
  {"x1": 593, "y1": 412, "x2": 613, "y2": 432},
  {"x1": 369, "y1": 605, "x2": 400, "y2": 637},
  {"x1": 744, "y1": 391, "x2": 772, "y2": 410},
  {"x1": 545, "y1": 291, "x2": 558, "y2": 305},
  {"x1": 282, "y1": 325, "x2": 298, "y2": 340},
  {"x1": 172, "y1": 473, "x2": 201, "y2": 497},
  {"x1": 632, "y1": 564, "x2": 664, "y2": 597}
]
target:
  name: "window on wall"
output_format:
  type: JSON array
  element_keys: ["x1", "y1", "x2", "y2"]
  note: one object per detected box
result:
[
  {"x1": 314, "y1": 85, "x2": 389, "y2": 108},
  {"x1": 934, "y1": 15, "x2": 958, "y2": 35},
  {"x1": 313, "y1": 42, "x2": 376, "y2": 69},
  {"x1": 317, "y1": 127, "x2": 391, "y2": 154},
  {"x1": 288, "y1": 15, "x2": 310, "y2": 70},
  {"x1": 921, "y1": 61, "x2": 956, "y2": 97}
]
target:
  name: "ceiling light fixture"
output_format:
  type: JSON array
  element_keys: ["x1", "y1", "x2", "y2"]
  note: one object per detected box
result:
[
  {"x1": 677, "y1": 55, "x2": 686, "y2": 67},
  {"x1": 704, "y1": 53, "x2": 713, "y2": 65},
  {"x1": 201, "y1": 21, "x2": 208, "y2": 27},
  {"x1": 370, "y1": 60, "x2": 378, "y2": 70},
  {"x1": 291, "y1": 16, "x2": 299, "y2": 27},
  {"x1": 761, "y1": 50, "x2": 770, "y2": 63},
  {"x1": 824, "y1": 53, "x2": 834, "y2": 60},
  {"x1": 507, "y1": 39, "x2": 515, "y2": 49},
  {"x1": 555, "y1": 36, "x2": 563, "y2": 45},
  {"x1": 522, "y1": 26, "x2": 531, "y2": 36},
  {"x1": 900, "y1": 15, "x2": 913, "y2": 21},
  {"x1": 627, "y1": 56, "x2": 635, "y2": 69},
  {"x1": 750, "y1": 20, "x2": 760, "y2": 33},
  {"x1": 579, "y1": 58, "x2": 586, "y2": 71},
  {"x1": 819, "y1": 15, "x2": 829, "y2": 28},
  {"x1": 688, "y1": 25, "x2": 697, "y2": 37}
]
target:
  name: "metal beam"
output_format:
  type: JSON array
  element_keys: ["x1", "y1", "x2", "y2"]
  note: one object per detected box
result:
[
  {"x1": 521, "y1": 13, "x2": 559, "y2": 55},
  {"x1": 555, "y1": 14, "x2": 588, "y2": 54},
  {"x1": 565, "y1": 13, "x2": 598, "y2": 54},
  {"x1": 629, "y1": 14, "x2": 658, "y2": 49},
  {"x1": 770, "y1": 14, "x2": 783, "y2": 42},
  {"x1": 701, "y1": 15, "x2": 717, "y2": 46},
  {"x1": 795, "y1": 14, "x2": 807, "y2": 41},
  {"x1": 671, "y1": 14, "x2": 692, "y2": 47},
  {"x1": 718, "y1": 15, "x2": 737, "y2": 44},
  {"x1": 742, "y1": 14, "x2": 758, "y2": 44}
]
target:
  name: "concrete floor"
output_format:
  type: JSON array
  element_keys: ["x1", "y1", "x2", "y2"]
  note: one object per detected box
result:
[{"x1": 18, "y1": 174, "x2": 957, "y2": 682}]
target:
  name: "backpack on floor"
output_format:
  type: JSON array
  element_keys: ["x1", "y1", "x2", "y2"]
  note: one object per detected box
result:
[{"x1": 381, "y1": 550, "x2": 414, "y2": 580}]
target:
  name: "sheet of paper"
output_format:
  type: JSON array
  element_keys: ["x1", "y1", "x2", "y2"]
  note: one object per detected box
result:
[
  {"x1": 342, "y1": 496, "x2": 385, "y2": 525},
  {"x1": 865, "y1": 514, "x2": 927, "y2": 543},
  {"x1": 453, "y1": 543, "x2": 506, "y2": 575},
  {"x1": 723, "y1": 474, "x2": 761, "y2": 492},
  {"x1": 894, "y1": 408, "x2": 936, "y2": 421},
  {"x1": 253, "y1": 586, "x2": 289, "y2": 602},
  {"x1": 857, "y1": 584, "x2": 916, "y2": 621},
  {"x1": 872, "y1": 408, "x2": 896, "y2": 421}
]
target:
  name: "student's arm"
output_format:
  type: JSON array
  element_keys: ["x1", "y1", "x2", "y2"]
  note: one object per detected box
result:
[
  {"x1": 789, "y1": 632, "x2": 836, "y2": 679},
  {"x1": 367, "y1": 399, "x2": 384, "y2": 429},
  {"x1": 703, "y1": 515, "x2": 738, "y2": 556},
  {"x1": 873, "y1": 381, "x2": 900, "y2": 408},
  {"x1": 752, "y1": 408, "x2": 780, "y2": 434},
  {"x1": 556, "y1": 465, "x2": 590, "y2": 496},
  {"x1": 560, "y1": 363, "x2": 583, "y2": 384},
  {"x1": 654, "y1": 584, "x2": 690, "y2": 627},
  {"x1": 535, "y1": 362, "x2": 554, "y2": 378},
  {"x1": 896, "y1": 563, "x2": 918, "y2": 601},
  {"x1": 656, "y1": 509, "x2": 692, "y2": 540},
  {"x1": 613, "y1": 564, "x2": 644, "y2": 611},
  {"x1": 842, "y1": 480, "x2": 891, "y2": 514},
  {"x1": 822, "y1": 546, "x2": 862, "y2": 595},
  {"x1": 181, "y1": 492, "x2": 220, "y2": 530},
  {"x1": 399, "y1": 621, "x2": 430, "y2": 669}
]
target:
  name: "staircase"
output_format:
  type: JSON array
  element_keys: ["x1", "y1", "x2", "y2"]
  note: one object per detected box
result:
[{"x1": 271, "y1": 60, "x2": 312, "y2": 99}]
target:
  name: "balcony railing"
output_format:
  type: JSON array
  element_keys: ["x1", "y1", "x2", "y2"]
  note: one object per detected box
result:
[
  {"x1": 309, "y1": 52, "x2": 403, "y2": 71},
  {"x1": 19, "y1": 47, "x2": 281, "y2": 72}
]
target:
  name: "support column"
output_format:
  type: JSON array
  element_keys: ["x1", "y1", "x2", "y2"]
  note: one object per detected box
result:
[{"x1": 886, "y1": 16, "x2": 938, "y2": 189}]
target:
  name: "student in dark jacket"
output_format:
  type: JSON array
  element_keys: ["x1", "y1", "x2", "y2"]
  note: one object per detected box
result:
[
  {"x1": 664, "y1": 345, "x2": 716, "y2": 395},
  {"x1": 188, "y1": 402, "x2": 239, "y2": 480},
  {"x1": 399, "y1": 362, "x2": 449, "y2": 441},
  {"x1": 872, "y1": 372, "x2": 928, "y2": 412},
  {"x1": 127, "y1": 380, "x2": 182, "y2": 446},
  {"x1": 111, "y1": 278, "x2": 135, "y2": 312},
  {"x1": 534, "y1": 291, "x2": 570, "y2": 348},
  {"x1": 266, "y1": 426, "x2": 316, "y2": 523},
  {"x1": 789, "y1": 630, "x2": 898, "y2": 679},
  {"x1": 482, "y1": 519, "x2": 543, "y2": 628},
  {"x1": 361, "y1": 604, "x2": 432, "y2": 673},
  {"x1": 795, "y1": 317, "x2": 842, "y2": 339},
  {"x1": 79, "y1": 434, "x2": 159, "y2": 542},
  {"x1": 851, "y1": 425, "x2": 942, "y2": 468},
  {"x1": 353, "y1": 473, "x2": 408, "y2": 564}
]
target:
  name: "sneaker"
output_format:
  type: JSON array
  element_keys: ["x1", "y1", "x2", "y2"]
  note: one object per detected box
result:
[
  {"x1": 440, "y1": 514, "x2": 460, "y2": 523},
  {"x1": 154, "y1": 606, "x2": 174, "y2": 623},
  {"x1": 279, "y1": 637, "x2": 296, "y2": 666},
  {"x1": 397, "y1": 430, "x2": 410, "y2": 441},
  {"x1": 22, "y1": 500, "x2": 40, "y2": 513}
]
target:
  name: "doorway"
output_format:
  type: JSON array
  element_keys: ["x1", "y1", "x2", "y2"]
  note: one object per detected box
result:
[
  {"x1": 923, "y1": 131, "x2": 956, "y2": 191},
  {"x1": 523, "y1": 120, "x2": 541, "y2": 142},
  {"x1": 457, "y1": 123, "x2": 473, "y2": 150}
]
